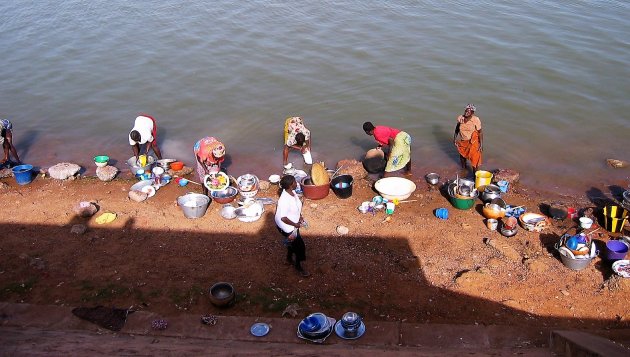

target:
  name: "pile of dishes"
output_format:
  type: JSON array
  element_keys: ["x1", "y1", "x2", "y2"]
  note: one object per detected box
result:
[
  {"x1": 519, "y1": 212, "x2": 549, "y2": 232},
  {"x1": 234, "y1": 200, "x2": 264, "y2": 222},
  {"x1": 297, "y1": 313, "x2": 335, "y2": 343},
  {"x1": 334, "y1": 312, "x2": 366, "y2": 340},
  {"x1": 556, "y1": 233, "x2": 597, "y2": 271},
  {"x1": 447, "y1": 179, "x2": 478, "y2": 210}
]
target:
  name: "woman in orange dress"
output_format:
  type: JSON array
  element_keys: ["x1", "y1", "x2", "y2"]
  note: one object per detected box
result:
[{"x1": 453, "y1": 104, "x2": 483, "y2": 173}]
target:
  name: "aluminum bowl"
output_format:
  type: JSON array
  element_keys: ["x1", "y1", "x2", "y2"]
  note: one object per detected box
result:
[
  {"x1": 425, "y1": 173, "x2": 440, "y2": 185},
  {"x1": 211, "y1": 186, "x2": 238, "y2": 204}
]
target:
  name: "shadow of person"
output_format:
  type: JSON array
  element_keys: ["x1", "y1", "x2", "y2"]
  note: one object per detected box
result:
[
  {"x1": 349, "y1": 136, "x2": 378, "y2": 161},
  {"x1": 585, "y1": 187, "x2": 617, "y2": 207},
  {"x1": 14, "y1": 129, "x2": 40, "y2": 160},
  {"x1": 431, "y1": 123, "x2": 460, "y2": 166}
]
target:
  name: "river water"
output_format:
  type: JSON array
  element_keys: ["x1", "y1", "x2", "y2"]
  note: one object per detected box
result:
[{"x1": 1, "y1": 1, "x2": 629, "y2": 195}]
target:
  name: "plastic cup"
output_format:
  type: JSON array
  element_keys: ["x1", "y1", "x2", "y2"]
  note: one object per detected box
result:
[
  {"x1": 386, "y1": 202, "x2": 395, "y2": 215},
  {"x1": 487, "y1": 218, "x2": 498, "y2": 230}
]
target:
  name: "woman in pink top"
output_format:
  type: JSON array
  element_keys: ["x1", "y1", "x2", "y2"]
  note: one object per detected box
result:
[{"x1": 363, "y1": 122, "x2": 411, "y2": 176}]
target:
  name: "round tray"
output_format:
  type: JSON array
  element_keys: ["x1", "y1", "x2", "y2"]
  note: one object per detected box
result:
[
  {"x1": 250, "y1": 322, "x2": 270, "y2": 337},
  {"x1": 204, "y1": 172, "x2": 230, "y2": 192}
]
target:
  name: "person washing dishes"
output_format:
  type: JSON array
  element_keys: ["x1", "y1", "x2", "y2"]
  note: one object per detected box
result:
[
  {"x1": 453, "y1": 104, "x2": 483, "y2": 173},
  {"x1": 194, "y1": 136, "x2": 226, "y2": 196},
  {"x1": 129, "y1": 114, "x2": 162, "y2": 162},
  {"x1": 362, "y1": 121, "x2": 411, "y2": 176},
  {"x1": 283, "y1": 116, "x2": 312, "y2": 166},
  {"x1": 0, "y1": 119, "x2": 21, "y2": 167}
]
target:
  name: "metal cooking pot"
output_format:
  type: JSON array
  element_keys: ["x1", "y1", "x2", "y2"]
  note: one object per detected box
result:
[{"x1": 481, "y1": 184, "x2": 502, "y2": 203}]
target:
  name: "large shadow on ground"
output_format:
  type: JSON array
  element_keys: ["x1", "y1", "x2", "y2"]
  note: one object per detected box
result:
[{"x1": 0, "y1": 214, "x2": 628, "y2": 333}]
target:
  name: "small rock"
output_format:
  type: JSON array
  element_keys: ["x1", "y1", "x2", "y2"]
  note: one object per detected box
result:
[
  {"x1": 399, "y1": 257, "x2": 419, "y2": 271},
  {"x1": 28, "y1": 257, "x2": 47, "y2": 270},
  {"x1": 128, "y1": 190, "x2": 148, "y2": 202},
  {"x1": 0, "y1": 182, "x2": 9, "y2": 190},
  {"x1": 336, "y1": 159, "x2": 368, "y2": 181},
  {"x1": 96, "y1": 165, "x2": 118, "y2": 182},
  {"x1": 317, "y1": 262, "x2": 334, "y2": 274},
  {"x1": 493, "y1": 169, "x2": 520, "y2": 184},
  {"x1": 503, "y1": 299, "x2": 521, "y2": 309},
  {"x1": 486, "y1": 258, "x2": 502, "y2": 268},
  {"x1": 461, "y1": 223, "x2": 471, "y2": 230},
  {"x1": 258, "y1": 180, "x2": 270, "y2": 191},
  {"x1": 0, "y1": 168, "x2": 12, "y2": 178},
  {"x1": 282, "y1": 303, "x2": 301, "y2": 317},
  {"x1": 336, "y1": 225, "x2": 349, "y2": 235},
  {"x1": 560, "y1": 290, "x2": 570, "y2": 296},
  {"x1": 48, "y1": 163, "x2": 81, "y2": 180},
  {"x1": 167, "y1": 166, "x2": 194, "y2": 176},
  {"x1": 525, "y1": 259, "x2": 548, "y2": 273},
  {"x1": 477, "y1": 267, "x2": 491, "y2": 274},
  {"x1": 73, "y1": 201, "x2": 98, "y2": 218},
  {"x1": 309, "y1": 203, "x2": 318, "y2": 209},
  {"x1": 71, "y1": 224, "x2": 88, "y2": 235}
]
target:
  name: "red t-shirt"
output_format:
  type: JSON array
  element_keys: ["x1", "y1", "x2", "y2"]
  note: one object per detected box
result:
[{"x1": 373, "y1": 126, "x2": 400, "y2": 146}]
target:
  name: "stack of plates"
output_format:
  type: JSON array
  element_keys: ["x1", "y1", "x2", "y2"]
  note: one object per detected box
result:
[
  {"x1": 334, "y1": 312, "x2": 366, "y2": 340},
  {"x1": 297, "y1": 313, "x2": 335, "y2": 343}
]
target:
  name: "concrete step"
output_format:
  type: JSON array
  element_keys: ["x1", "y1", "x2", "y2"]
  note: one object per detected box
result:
[
  {"x1": 550, "y1": 330, "x2": 630, "y2": 357},
  {"x1": 10, "y1": 301, "x2": 630, "y2": 355}
]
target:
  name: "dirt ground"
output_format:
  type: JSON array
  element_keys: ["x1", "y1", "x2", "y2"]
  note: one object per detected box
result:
[{"x1": 1, "y1": 167, "x2": 629, "y2": 332}]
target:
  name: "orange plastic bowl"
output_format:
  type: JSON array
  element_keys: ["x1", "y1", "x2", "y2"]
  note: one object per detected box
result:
[{"x1": 170, "y1": 161, "x2": 184, "y2": 171}]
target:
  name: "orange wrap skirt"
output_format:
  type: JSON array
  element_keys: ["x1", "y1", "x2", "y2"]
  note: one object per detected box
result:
[{"x1": 456, "y1": 130, "x2": 482, "y2": 168}]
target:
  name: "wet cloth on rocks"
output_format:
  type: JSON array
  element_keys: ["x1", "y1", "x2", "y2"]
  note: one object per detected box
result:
[{"x1": 72, "y1": 306, "x2": 131, "y2": 331}]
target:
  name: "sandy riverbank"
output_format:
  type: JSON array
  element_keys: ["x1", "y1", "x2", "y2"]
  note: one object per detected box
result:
[{"x1": 0, "y1": 169, "x2": 629, "y2": 330}]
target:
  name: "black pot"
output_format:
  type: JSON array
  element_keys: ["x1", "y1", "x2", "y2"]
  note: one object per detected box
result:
[{"x1": 331, "y1": 175, "x2": 353, "y2": 199}]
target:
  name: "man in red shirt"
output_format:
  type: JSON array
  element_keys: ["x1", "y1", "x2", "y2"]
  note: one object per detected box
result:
[{"x1": 363, "y1": 122, "x2": 411, "y2": 176}]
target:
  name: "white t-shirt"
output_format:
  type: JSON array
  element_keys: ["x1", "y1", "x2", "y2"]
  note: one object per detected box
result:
[
  {"x1": 129, "y1": 116, "x2": 154, "y2": 145},
  {"x1": 274, "y1": 190, "x2": 302, "y2": 233}
]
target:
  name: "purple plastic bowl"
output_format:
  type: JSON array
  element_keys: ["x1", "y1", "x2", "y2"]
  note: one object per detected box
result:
[{"x1": 604, "y1": 240, "x2": 629, "y2": 261}]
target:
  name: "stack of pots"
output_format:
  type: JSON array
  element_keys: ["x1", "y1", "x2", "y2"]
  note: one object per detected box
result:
[
  {"x1": 237, "y1": 174, "x2": 259, "y2": 198},
  {"x1": 447, "y1": 180, "x2": 478, "y2": 210}
]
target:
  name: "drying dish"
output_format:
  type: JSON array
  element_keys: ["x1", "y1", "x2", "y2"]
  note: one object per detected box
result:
[
  {"x1": 374, "y1": 177, "x2": 416, "y2": 201},
  {"x1": 612, "y1": 260, "x2": 630, "y2": 278},
  {"x1": 519, "y1": 212, "x2": 549, "y2": 232}
]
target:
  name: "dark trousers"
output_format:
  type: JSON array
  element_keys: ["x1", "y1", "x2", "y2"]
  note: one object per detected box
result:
[{"x1": 277, "y1": 227, "x2": 306, "y2": 269}]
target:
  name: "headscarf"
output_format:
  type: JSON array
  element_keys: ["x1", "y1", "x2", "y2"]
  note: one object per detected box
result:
[
  {"x1": 0, "y1": 119, "x2": 12, "y2": 130},
  {"x1": 194, "y1": 137, "x2": 226, "y2": 162},
  {"x1": 465, "y1": 104, "x2": 476, "y2": 112},
  {"x1": 285, "y1": 116, "x2": 310, "y2": 146}
]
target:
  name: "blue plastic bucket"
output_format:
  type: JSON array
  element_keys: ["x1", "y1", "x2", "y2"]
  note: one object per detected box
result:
[{"x1": 12, "y1": 164, "x2": 33, "y2": 185}]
